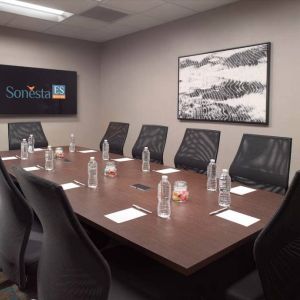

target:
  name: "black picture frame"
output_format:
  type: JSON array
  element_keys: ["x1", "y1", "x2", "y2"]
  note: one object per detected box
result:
[{"x1": 178, "y1": 42, "x2": 271, "y2": 125}]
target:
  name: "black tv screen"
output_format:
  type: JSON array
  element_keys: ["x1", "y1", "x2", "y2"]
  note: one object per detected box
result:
[{"x1": 0, "y1": 64, "x2": 77, "y2": 115}]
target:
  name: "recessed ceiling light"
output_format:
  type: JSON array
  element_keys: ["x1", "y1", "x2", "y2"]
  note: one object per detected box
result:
[{"x1": 0, "y1": 0, "x2": 73, "y2": 22}]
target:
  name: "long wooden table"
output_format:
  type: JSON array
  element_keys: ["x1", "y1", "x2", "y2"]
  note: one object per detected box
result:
[{"x1": 1, "y1": 146, "x2": 283, "y2": 276}]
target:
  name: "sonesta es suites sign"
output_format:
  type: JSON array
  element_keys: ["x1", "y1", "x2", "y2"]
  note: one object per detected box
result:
[
  {"x1": 0, "y1": 64, "x2": 77, "y2": 115},
  {"x1": 5, "y1": 84, "x2": 66, "y2": 100}
]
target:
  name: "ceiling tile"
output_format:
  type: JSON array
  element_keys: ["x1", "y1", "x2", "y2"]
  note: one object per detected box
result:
[
  {"x1": 114, "y1": 14, "x2": 164, "y2": 30},
  {"x1": 62, "y1": 15, "x2": 108, "y2": 31},
  {"x1": 98, "y1": 0, "x2": 165, "y2": 14},
  {"x1": 144, "y1": 3, "x2": 196, "y2": 22},
  {"x1": 6, "y1": 16, "x2": 56, "y2": 32},
  {"x1": 0, "y1": 12, "x2": 16, "y2": 25},
  {"x1": 45, "y1": 23, "x2": 107, "y2": 42},
  {"x1": 164, "y1": 0, "x2": 239, "y2": 12}
]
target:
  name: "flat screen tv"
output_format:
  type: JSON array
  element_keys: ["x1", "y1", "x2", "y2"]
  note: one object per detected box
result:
[{"x1": 0, "y1": 64, "x2": 77, "y2": 115}]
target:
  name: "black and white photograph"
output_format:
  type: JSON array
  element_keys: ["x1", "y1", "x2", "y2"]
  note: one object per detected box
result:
[{"x1": 178, "y1": 43, "x2": 270, "y2": 124}]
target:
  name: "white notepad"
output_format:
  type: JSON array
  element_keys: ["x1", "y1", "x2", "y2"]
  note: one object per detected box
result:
[
  {"x1": 78, "y1": 150, "x2": 97, "y2": 153},
  {"x1": 231, "y1": 186, "x2": 256, "y2": 195},
  {"x1": 61, "y1": 182, "x2": 80, "y2": 190},
  {"x1": 112, "y1": 158, "x2": 134, "y2": 162},
  {"x1": 154, "y1": 168, "x2": 180, "y2": 174},
  {"x1": 2, "y1": 156, "x2": 18, "y2": 161},
  {"x1": 105, "y1": 208, "x2": 146, "y2": 224},
  {"x1": 23, "y1": 166, "x2": 40, "y2": 171},
  {"x1": 217, "y1": 209, "x2": 260, "y2": 227}
]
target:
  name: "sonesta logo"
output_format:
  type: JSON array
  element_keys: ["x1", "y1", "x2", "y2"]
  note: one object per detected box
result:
[{"x1": 5, "y1": 84, "x2": 66, "y2": 100}]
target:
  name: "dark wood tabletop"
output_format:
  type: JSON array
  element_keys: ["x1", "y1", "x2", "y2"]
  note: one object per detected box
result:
[{"x1": 1, "y1": 146, "x2": 283, "y2": 276}]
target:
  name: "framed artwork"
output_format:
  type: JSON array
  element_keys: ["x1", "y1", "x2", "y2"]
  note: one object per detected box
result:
[{"x1": 178, "y1": 42, "x2": 271, "y2": 125}]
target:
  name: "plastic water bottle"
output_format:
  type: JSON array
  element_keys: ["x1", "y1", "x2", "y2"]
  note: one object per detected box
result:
[
  {"x1": 218, "y1": 169, "x2": 231, "y2": 207},
  {"x1": 207, "y1": 159, "x2": 217, "y2": 191},
  {"x1": 102, "y1": 140, "x2": 109, "y2": 160},
  {"x1": 21, "y1": 139, "x2": 28, "y2": 160},
  {"x1": 45, "y1": 146, "x2": 54, "y2": 171},
  {"x1": 142, "y1": 147, "x2": 150, "y2": 172},
  {"x1": 88, "y1": 157, "x2": 98, "y2": 188},
  {"x1": 157, "y1": 175, "x2": 171, "y2": 218},
  {"x1": 28, "y1": 134, "x2": 34, "y2": 153},
  {"x1": 69, "y1": 133, "x2": 75, "y2": 152}
]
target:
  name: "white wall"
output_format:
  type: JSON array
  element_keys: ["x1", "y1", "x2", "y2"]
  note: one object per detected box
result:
[
  {"x1": 97, "y1": 0, "x2": 300, "y2": 179},
  {"x1": 0, "y1": 27, "x2": 102, "y2": 150}
]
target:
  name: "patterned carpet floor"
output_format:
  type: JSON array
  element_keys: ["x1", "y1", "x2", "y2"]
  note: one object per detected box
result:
[{"x1": 0, "y1": 273, "x2": 29, "y2": 300}]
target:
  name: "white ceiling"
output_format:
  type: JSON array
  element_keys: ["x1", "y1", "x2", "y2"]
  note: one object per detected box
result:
[{"x1": 0, "y1": 0, "x2": 240, "y2": 43}]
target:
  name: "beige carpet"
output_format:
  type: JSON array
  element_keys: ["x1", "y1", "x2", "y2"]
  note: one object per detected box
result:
[{"x1": 0, "y1": 273, "x2": 29, "y2": 300}]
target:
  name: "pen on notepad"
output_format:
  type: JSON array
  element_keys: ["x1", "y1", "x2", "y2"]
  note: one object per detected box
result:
[
  {"x1": 36, "y1": 165, "x2": 44, "y2": 169},
  {"x1": 73, "y1": 180, "x2": 86, "y2": 186},
  {"x1": 15, "y1": 155, "x2": 21, "y2": 159},
  {"x1": 209, "y1": 207, "x2": 229, "y2": 216},
  {"x1": 132, "y1": 204, "x2": 152, "y2": 214}
]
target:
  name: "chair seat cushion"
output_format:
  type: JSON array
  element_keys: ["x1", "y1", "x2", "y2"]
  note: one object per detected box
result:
[{"x1": 226, "y1": 270, "x2": 264, "y2": 300}]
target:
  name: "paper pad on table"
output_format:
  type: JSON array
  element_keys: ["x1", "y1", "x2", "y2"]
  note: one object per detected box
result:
[
  {"x1": 216, "y1": 209, "x2": 260, "y2": 227},
  {"x1": 154, "y1": 168, "x2": 180, "y2": 174},
  {"x1": 23, "y1": 166, "x2": 40, "y2": 171},
  {"x1": 105, "y1": 208, "x2": 146, "y2": 223},
  {"x1": 61, "y1": 182, "x2": 80, "y2": 190},
  {"x1": 2, "y1": 156, "x2": 18, "y2": 161},
  {"x1": 78, "y1": 150, "x2": 97, "y2": 153},
  {"x1": 112, "y1": 157, "x2": 134, "y2": 162},
  {"x1": 231, "y1": 186, "x2": 256, "y2": 195}
]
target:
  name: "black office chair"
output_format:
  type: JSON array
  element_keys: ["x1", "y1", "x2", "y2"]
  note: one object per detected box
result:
[
  {"x1": 14, "y1": 167, "x2": 111, "y2": 299},
  {"x1": 8, "y1": 122, "x2": 48, "y2": 150},
  {"x1": 100, "y1": 122, "x2": 129, "y2": 155},
  {"x1": 132, "y1": 125, "x2": 168, "y2": 164},
  {"x1": 174, "y1": 128, "x2": 221, "y2": 174},
  {"x1": 226, "y1": 170, "x2": 300, "y2": 300},
  {"x1": 14, "y1": 168, "x2": 170, "y2": 300},
  {"x1": 229, "y1": 134, "x2": 292, "y2": 194},
  {"x1": 0, "y1": 157, "x2": 42, "y2": 292}
]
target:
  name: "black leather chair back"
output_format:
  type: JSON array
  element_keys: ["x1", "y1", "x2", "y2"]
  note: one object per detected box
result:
[
  {"x1": 14, "y1": 167, "x2": 111, "y2": 300},
  {"x1": 0, "y1": 158, "x2": 33, "y2": 288},
  {"x1": 132, "y1": 125, "x2": 168, "y2": 164},
  {"x1": 100, "y1": 122, "x2": 129, "y2": 155},
  {"x1": 8, "y1": 122, "x2": 48, "y2": 150},
  {"x1": 254, "y1": 170, "x2": 300, "y2": 300},
  {"x1": 229, "y1": 134, "x2": 292, "y2": 194},
  {"x1": 174, "y1": 128, "x2": 221, "y2": 174}
]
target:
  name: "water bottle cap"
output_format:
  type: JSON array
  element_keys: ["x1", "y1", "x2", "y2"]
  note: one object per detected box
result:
[
  {"x1": 48, "y1": 145, "x2": 52, "y2": 149},
  {"x1": 144, "y1": 147, "x2": 148, "y2": 150},
  {"x1": 70, "y1": 133, "x2": 74, "y2": 137},
  {"x1": 210, "y1": 159, "x2": 215, "y2": 163},
  {"x1": 162, "y1": 175, "x2": 168, "y2": 180},
  {"x1": 222, "y1": 169, "x2": 228, "y2": 173},
  {"x1": 22, "y1": 138, "x2": 26, "y2": 141},
  {"x1": 30, "y1": 134, "x2": 33, "y2": 137},
  {"x1": 104, "y1": 139, "x2": 108, "y2": 142},
  {"x1": 90, "y1": 157, "x2": 95, "y2": 160}
]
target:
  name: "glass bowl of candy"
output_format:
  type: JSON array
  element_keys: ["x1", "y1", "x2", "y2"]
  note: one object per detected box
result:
[
  {"x1": 54, "y1": 147, "x2": 64, "y2": 159},
  {"x1": 172, "y1": 181, "x2": 189, "y2": 202},
  {"x1": 104, "y1": 161, "x2": 117, "y2": 178}
]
